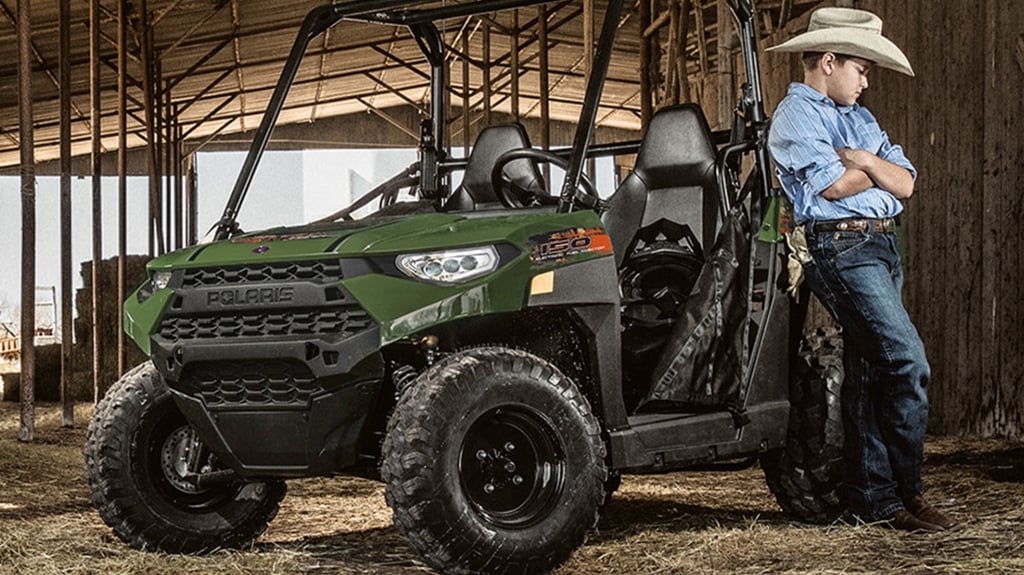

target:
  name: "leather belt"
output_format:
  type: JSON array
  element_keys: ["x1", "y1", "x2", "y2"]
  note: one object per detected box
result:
[{"x1": 811, "y1": 217, "x2": 896, "y2": 234}]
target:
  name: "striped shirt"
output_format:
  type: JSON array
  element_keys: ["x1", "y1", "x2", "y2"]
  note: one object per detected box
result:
[{"x1": 768, "y1": 82, "x2": 916, "y2": 224}]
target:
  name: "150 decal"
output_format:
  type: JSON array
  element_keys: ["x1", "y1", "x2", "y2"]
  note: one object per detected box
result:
[{"x1": 529, "y1": 227, "x2": 612, "y2": 264}]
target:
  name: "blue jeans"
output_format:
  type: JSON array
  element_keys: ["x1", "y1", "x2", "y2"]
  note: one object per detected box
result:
[{"x1": 802, "y1": 226, "x2": 930, "y2": 522}]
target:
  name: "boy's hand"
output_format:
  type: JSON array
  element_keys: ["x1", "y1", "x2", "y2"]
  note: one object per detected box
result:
[
  {"x1": 834, "y1": 147, "x2": 915, "y2": 199},
  {"x1": 836, "y1": 147, "x2": 872, "y2": 170}
]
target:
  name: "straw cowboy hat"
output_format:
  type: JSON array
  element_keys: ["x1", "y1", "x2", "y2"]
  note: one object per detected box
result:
[{"x1": 767, "y1": 7, "x2": 914, "y2": 76}]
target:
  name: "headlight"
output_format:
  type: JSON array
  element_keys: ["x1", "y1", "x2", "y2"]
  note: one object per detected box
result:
[
  {"x1": 136, "y1": 270, "x2": 173, "y2": 303},
  {"x1": 151, "y1": 270, "x2": 172, "y2": 291},
  {"x1": 396, "y1": 246, "x2": 499, "y2": 284}
]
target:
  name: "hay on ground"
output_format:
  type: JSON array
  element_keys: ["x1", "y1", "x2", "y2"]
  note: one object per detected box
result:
[{"x1": 1, "y1": 403, "x2": 1022, "y2": 575}]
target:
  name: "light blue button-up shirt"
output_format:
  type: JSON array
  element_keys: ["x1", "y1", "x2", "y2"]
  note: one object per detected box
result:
[{"x1": 768, "y1": 82, "x2": 916, "y2": 224}]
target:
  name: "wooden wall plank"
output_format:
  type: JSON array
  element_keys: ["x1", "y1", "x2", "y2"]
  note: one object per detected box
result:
[
  {"x1": 760, "y1": 1, "x2": 1023, "y2": 437},
  {"x1": 987, "y1": 0, "x2": 1024, "y2": 435}
]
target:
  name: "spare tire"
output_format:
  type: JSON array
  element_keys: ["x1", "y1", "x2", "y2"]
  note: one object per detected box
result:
[{"x1": 760, "y1": 327, "x2": 845, "y2": 524}]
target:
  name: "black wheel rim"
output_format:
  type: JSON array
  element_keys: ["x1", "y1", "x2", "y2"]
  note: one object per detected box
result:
[
  {"x1": 140, "y1": 405, "x2": 237, "y2": 511},
  {"x1": 459, "y1": 405, "x2": 566, "y2": 529}
]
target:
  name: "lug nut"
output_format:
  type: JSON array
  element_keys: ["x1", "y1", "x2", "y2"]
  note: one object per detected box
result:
[
  {"x1": 512, "y1": 475, "x2": 524, "y2": 485},
  {"x1": 484, "y1": 483, "x2": 495, "y2": 494},
  {"x1": 476, "y1": 449, "x2": 488, "y2": 461},
  {"x1": 504, "y1": 461, "x2": 516, "y2": 473},
  {"x1": 504, "y1": 442, "x2": 516, "y2": 452}
]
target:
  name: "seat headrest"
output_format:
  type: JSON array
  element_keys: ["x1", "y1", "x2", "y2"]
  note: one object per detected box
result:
[
  {"x1": 634, "y1": 104, "x2": 717, "y2": 190},
  {"x1": 462, "y1": 124, "x2": 538, "y2": 202}
]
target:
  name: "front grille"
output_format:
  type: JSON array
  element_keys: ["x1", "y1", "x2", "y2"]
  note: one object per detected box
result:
[
  {"x1": 158, "y1": 307, "x2": 373, "y2": 342},
  {"x1": 156, "y1": 258, "x2": 377, "y2": 407},
  {"x1": 181, "y1": 359, "x2": 322, "y2": 408},
  {"x1": 182, "y1": 260, "x2": 343, "y2": 287}
]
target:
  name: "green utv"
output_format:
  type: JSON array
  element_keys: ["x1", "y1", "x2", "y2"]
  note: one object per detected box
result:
[{"x1": 85, "y1": 0, "x2": 844, "y2": 573}]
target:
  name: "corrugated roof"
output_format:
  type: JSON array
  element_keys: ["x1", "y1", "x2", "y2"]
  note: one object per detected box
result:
[{"x1": 0, "y1": 0, "x2": 817, "y2": 168}]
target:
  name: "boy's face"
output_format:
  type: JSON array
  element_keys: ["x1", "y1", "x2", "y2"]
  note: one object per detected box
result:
[{"x1": 825, "y1": 55, "x2": 873, "y2": 106}]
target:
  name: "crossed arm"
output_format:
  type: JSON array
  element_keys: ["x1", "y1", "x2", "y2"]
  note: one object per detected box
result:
[{"x1": 821, "y1": 148, "x2": 915, "y2": 200}]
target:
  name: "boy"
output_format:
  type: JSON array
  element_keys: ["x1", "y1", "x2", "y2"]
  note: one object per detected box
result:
[{"x1": 767, "y1": 7, "x2": 956, "y2": 532}]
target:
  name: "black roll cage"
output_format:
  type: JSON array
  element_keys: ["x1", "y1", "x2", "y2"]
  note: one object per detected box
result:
[{"x1": 212, "y1": 0, "x2": 769, "y2": 241}]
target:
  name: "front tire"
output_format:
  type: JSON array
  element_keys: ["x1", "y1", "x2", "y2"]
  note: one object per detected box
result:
[
  {"x1": 84, "y1": 362, "x2": 286, "y2": 553},
  {"x1": 761, "y1": 328, "x2": 845, "y2": 523},
  {"x1": 381, "y1": 347, "x2": 607, "y2": 575}
]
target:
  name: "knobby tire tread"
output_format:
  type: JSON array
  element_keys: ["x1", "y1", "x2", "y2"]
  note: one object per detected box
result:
[
  {"x1": 84, "y1": 362, "x2": 286, "y2": 553},
  {"x1": 381, "y1": 347, "x2": 606, "y2": 575},
  {"x1": 761, "y1": 327, "x2": 845, "y2": 524}
]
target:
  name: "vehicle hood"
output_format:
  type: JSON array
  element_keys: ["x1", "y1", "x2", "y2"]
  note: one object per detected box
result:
[{"x1": 146, "y1": 210, "x2": 593, "y2": 270}]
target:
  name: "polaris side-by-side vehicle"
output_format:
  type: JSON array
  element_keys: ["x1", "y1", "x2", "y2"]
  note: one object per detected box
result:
[{"x1": 85, "y1": 1, "x2": 845, "y2": 573}]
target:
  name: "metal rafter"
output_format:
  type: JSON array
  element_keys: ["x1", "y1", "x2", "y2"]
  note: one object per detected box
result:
[
  {"x1": 356, "y1": 97, "x2": 418, "y2": 141},
  {"x1": 0, "y1": 0, "x2": 799, "y2": 171},
  {"x1": 159, "y1": 0, "x2": 230, "y2": 61},
  {"x1": 310, "y1": 26, "x2": 331, "y2": 122},
  {"x1": 368, "y1": 26, "x2": 404, "y2": 108}
]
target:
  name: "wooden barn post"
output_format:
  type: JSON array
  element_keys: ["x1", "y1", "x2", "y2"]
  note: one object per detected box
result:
[{"x1": 17, "y1": 0, "x2": 36, "y2": 442}]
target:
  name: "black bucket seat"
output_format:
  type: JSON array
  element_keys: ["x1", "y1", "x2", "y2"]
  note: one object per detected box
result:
[
  {"x1": 444, "y1": 123, "x2": 546, "y2": 211},
  {"x1": 602, "y1": 103, "x2": 719, "y2": 266}
]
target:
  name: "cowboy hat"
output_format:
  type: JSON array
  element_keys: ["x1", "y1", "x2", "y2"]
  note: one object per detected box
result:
[{"x1": 767, "y1": 7, "x2": 914, "y2": 77}]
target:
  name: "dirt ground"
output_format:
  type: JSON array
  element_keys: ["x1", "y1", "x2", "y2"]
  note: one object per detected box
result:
[{"x1": 1, "y1": 402, "x2": 1022, "y2": 575}]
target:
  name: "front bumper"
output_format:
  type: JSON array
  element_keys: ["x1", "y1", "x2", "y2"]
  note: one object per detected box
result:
[{"x1": 144, "y1": 258, "x2": 386, "y2": 477}]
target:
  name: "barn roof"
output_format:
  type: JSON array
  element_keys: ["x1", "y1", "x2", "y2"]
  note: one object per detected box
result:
[{"x1": 0, "y1": 0, "x2": 817, "y2": 168}]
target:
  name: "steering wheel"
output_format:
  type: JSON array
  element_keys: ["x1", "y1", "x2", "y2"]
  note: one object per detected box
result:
[{"x1": 490, "y1": 149, "x2": 599, "y2": 209}]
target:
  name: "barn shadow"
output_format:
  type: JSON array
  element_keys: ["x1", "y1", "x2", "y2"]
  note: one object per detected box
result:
[
  {"x1": 925, "y1": 444, "x2": 1024, "y2": 483},
  {"x1": 261, "y1": 488, "x2": 794, "y2": 573},
  {"x1": 260, "y1": 525, "x2": 431, "y2": 574},
  {"x1": 596, "y1": 495, "x2": 792, "y2": 538},
  {"x1": 0, "y1": 498, "x2": 94, "y2": 522}
]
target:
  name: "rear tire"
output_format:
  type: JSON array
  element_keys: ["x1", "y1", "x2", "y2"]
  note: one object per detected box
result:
[
  {"x1": 761, "y1": 327, "x2": 845, "y2": 523},
  {"x1": 381, "y1": 347, "x2": 606, "y2": 575},
  {"x1": 84, "y1": 362, "x2": 286, "y2": 553}
]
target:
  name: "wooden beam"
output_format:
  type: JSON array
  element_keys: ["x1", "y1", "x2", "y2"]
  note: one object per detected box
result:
[
  {"x1": 139, "y1": 0, "x2": 165, "y2": 256},
  {"x1": 511, "y1": 9, "x2": 520, "y2": 120},
  {"x1": 117, "y1": 0, "x2": 129, "y2": 376},
  {"x1": 90, "y1": 0, "x2": 104, "y2": 403},
  {"x1": 483, "y1": 21, "x2": 492, "y2": 124},
  {"x1": 779, "y1": 0, "x2": 793, "y2": 27},
  {"x1": 678, "y1": 0, "x2": 691, "y2": 103},
  {"x1": 639, "y1": 0, "x2": 652, "y2": 124},
  {"x1": 716, "y1": 0, "x2": 736, "y2": 128},
  {"x1": 694, "y1": 0, "x2": 709, "y2": 75},
  {"x1": 462, "y1": 29, "x2": 471, "y2": 154},
  {"x1": 539, "y1": 3, "x2": 550, "y2": 185},
  {"x1": 18, "y1": 0, "x2": 37, "y2": 443},
  {"x1": 666, "y1": 0, "x2": 681, "y2": 105},
  {"x1": 230, "y1": 0, "x2": 247, "y2": 131},
  {"x1": 1015, "y1": 35, "x2": 1024, "y2": 73},
  {"x1": 643, "y1": 7, "x2": 671, "y2": 38}
]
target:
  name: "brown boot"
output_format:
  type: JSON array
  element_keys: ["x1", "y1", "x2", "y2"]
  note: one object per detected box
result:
[
  {"x1": 906, "y1": 495, "x2": 958, "y2": 530},
  {"x1": 887, "y1": 509, "x2": 945, "y2": 532}
]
